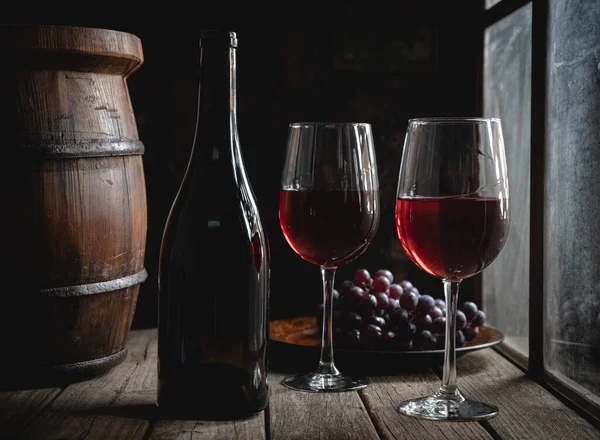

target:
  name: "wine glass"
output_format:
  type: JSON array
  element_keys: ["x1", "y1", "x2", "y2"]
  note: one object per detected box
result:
[
  {"x1": 279, "y1": 122, "x2": 380, "y2": 392},
  {"x1": 395, "y1": 117, "x2": 509, "y2": 420}
]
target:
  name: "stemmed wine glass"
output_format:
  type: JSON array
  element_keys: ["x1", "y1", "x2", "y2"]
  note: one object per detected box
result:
[
  {"x1": 279, "y1": 122, "x2": 380, "y2": 392},
  {"x1": 395, "y1": 117, "x2": 509, "y2": 420}
]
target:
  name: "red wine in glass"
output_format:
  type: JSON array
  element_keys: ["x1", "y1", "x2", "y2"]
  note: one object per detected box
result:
[
  {"x1": 280, "y1": 189, "x2": 379, "y2": 267},
  {"x1": 395, "y1": 117, "x2": 509, "y2": 421},
  {"x1": 396, "y1": 196, "x2": 509, "y2": 280},
  {"x1": 279, "y1": 122, "x2": 380, "y2": 393}
]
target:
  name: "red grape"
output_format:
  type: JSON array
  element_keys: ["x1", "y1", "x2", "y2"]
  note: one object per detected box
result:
[
  {"x1": 338, "y1": 280, "x2": 354, "y2": 296},
  {"x1": 353, "y1": 268, "x2": 371, "y2": 287},
  {"x1": 455, "y1": 310, "x2": 467, "y2": 330},
  {"x1": 430, "y1": 306, "x2": 444, "y2": 320},
  {"x1": 375, "y1": 269, "x2": 394, "y2": 284},
  {"x1": 373, "y1": 275, "x2": 391, "y2": 293},
  {"x1": 396, "y1": 323, "x2": 417, "y2": 341},
  {"x1": 346, "y1": 285, "x2": 365, "y2": 304},
  {"x1": 399, "y1": 290, "x2": 418, "y2": 311},
  {"x1": 460, "y1": 301, "x2": 478, "y2": 321},
  {"x1": 387, "y1": 298, "x2": 400, "y2": 312},
  {"x1": 413, "y1": 314, "x2": 433, "y2": 330},
  {"x1": 332, "y1": 288, "x2": 340, "y2": 302},
  {"x1": 381, "y1": 331, "x2": 396, "y2": 344},
  {"x1": 375, "y1": 291, "x2": 390, "y2": 310},
  {"x1": 472, "y1": 310, "x2": 486, "y2": 327},
  {"x1": 417, "y1": 295, "x2": 435, "y2": 315},
  {"x1": 399, "y1": 280, "x2": 413, "y2": 291},
  {"x1": 464, "y1": 326, "x2": 479, "y2": 341},
  {"x1": 432, "y1": 316, "x2": 446, "y2": 334},
  {"x1": 415, "y1": 330, "x2": 436, "y2": 349},
  {"x1": 456, "y1": 330, "x2": 466, "y2": 347},
  {"x1": 344, "y1": 311, "x2": 363, "y2": 329},
  {"x1": 367, "y1": 315, "x2": 386, "y2": 329},
  {"x1": 390, "y1": 307, "x2": 410, "y2": 326},
  {"x1": 358, "y1": 293, "x2": 377, "y2": 313},
  {"x1": 365, "y1": 324, "x2": 383, "y2": 341},
  {"x1": 388, "y1": 283, "x2": 403, "y2": 299}
]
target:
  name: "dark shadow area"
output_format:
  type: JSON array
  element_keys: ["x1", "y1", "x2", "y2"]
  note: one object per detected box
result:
[
  {"x1": 156, "y1": 405, "x2": 264, "y2": 422},
  {"x1": 0, "y1": 369, "x2": 103, "y2": 392},
  {"x1": 1, "y1": 1, "x2": 483, "y2": 330},
  {"x1": 268, "y1": 339, "x2": 499, "y2": 377},
  {"x1": 268, "y1": 341, "x2": 449, "y2": 376},
  {"x1": 2, "y1": 2, "x2": 485, "y2": 330},
  {"x1": 73, "y1": 403, "x2": 158, "y2": 421}
]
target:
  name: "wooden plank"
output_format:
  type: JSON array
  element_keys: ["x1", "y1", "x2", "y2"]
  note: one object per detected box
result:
[
  {"x1": 150, "y1": 414, "x2": 265, "y2": 440},
  {"x1": 359, "y1": 372, "x2": 493, "y2": 439},
  {"x1": 17, "y1": 329, "x2": 157, "y2": 440},
  {"x1": 268, "y1": 371, "x2": 379, "y2": 440},
  {"x1": 455, "y1": 348, "x2": 600, "y2": 439},
  {"x1": 0, "y1": 387, "x2": 63, "y2": 439}
]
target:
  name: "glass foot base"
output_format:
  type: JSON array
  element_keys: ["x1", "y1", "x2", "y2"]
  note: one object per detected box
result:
[
  {"x1": 282, "y1": 372, "x2": 370, "y2": 393},
  {"x1": 397, "y1": 395, "x2": 499, "y2": 421}
]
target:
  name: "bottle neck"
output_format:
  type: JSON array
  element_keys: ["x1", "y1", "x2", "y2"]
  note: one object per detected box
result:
[{"x1": 192, "y1": 44, "x2": 238, "y2": 155}]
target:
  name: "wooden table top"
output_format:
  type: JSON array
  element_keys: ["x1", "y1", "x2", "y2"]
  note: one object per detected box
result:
[{"x1": 2, "y1": 328, "x2": 599, "y2": 439}]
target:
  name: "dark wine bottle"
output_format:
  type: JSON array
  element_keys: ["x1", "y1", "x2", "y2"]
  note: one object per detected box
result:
[{"x1": 157, "y1": 30, "x2": 270, "y2": 420}]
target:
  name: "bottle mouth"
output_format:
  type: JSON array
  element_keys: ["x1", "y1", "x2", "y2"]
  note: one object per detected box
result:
[{"x1": 200, "y1": 30, "x2": 237, "y2": 48}]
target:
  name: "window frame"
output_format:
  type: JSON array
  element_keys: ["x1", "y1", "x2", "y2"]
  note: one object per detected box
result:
[{"x1": 477, "y1": 0, "x2": 600, "y2": 427}]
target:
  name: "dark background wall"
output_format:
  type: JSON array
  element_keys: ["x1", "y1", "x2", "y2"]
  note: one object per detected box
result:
[{"x1": 11, "y1": 2, "x2": 483, "y2": 328}]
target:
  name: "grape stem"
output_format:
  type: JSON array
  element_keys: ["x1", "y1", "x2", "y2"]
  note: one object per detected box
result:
[
  {"x1": 437, "y1": 279, "x2": 465, "y2": 401},
  {"x1": 316, "y1": 266, "x2": 341, "y2": 376}
]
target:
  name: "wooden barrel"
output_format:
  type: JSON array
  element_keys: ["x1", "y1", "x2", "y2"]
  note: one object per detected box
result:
[{"x1": 0, "y1": 24, "x2": 148, "y2": 381}]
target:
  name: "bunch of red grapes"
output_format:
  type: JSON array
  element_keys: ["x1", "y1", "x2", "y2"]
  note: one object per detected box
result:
[{"x1": 327, "y1": 268, "x2": 486, "y2": 351}]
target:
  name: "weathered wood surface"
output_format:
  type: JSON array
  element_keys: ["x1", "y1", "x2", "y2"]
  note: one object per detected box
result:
[
  {"x1": 15, "y1": 329, "x2": 156, "y2": 440},
  {"x1": 454, "y1": 349, "x2": 600, "y2": 440},
  {"x1": 0, "y1": 386, "x2": 63, "y2": 439},
  {"x1": 268, "y1": 371, "x2": 379, "y2": 440},
  {"x1": 0, "y1": 24, "x2": 143, "y2": 76},
  {"x1": 2, "y1": 329, "x2": 599, "y2": 440},
  {"x1": 359, "y1": 373, "x2": 493, "y2": 439},
  {"x1": 150, "y1": 414, "x2": 265, "y2": 440}
]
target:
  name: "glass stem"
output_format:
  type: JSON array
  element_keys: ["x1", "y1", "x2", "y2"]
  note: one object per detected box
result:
[
  {"x1": 316, "y1": 267, "x2": 340, "y2": 376},
  {"x1": 438, "y1": 279, "x2": 464, "y2": 400}
]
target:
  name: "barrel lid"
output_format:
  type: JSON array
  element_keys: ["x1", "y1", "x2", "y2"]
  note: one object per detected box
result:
[{"x1": 0, "y1": 24, "x2": 144, "y2": 76}]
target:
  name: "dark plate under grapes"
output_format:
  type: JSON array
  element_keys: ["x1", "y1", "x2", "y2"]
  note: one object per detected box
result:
[
  {"x1": 269, "y1": 316, "x2": 504, "y2": 358},
  {"x1": 270, "y1": 270, "x2": 504, "y2": 370}
]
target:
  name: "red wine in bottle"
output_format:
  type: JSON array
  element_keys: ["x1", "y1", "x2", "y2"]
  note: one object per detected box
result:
[
  {"x1": 158, "y1": 30, "x2": 270, "y2": 420},
  {"x1": 395, "y1": 196, "x2": 509, "y2": 280}
]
